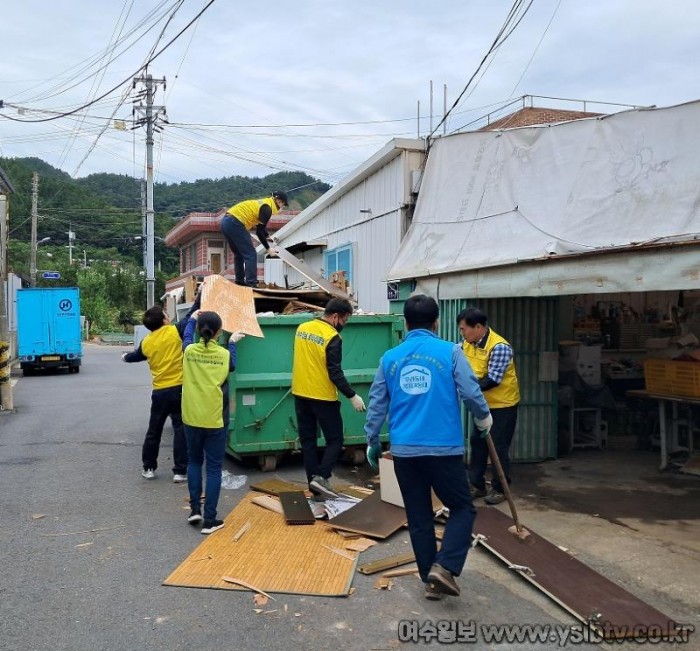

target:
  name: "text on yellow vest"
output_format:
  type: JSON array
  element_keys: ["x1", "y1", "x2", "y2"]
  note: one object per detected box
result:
[
  {"x1": 182, "y1": 341, "x2": 230, "y2": 428},
  {"x1": 292, "y1": 318, "x2": 340, "y2": 401}
]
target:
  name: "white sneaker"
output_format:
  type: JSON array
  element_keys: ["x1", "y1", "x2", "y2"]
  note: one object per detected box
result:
[
  {"x1": 141, "y1": 469, "x2": 155, "y2": 480},
  {"x1": 173, "y1": 474, "x2": 187, "y2": 483}
]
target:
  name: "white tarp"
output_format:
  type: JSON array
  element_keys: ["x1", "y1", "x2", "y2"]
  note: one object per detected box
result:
[{"x1": 388, "y1": 101, "x2": 700, "y2": 281}]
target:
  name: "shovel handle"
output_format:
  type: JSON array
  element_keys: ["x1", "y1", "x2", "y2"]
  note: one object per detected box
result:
[{"x1": 484, "y1": 433, "x2": 522, "y2": 532}]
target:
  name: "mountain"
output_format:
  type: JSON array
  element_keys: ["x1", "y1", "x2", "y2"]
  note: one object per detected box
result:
[{"x1": 0, "y1": 157, "x2": 330, "y2": 275}]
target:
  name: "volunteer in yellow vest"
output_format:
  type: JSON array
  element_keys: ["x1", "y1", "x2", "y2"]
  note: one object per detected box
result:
[
  {"x1": 220, "y1": 190, "x2": 288, "y2": 287},
  {"x1": 122, "y1": 299, "x2": 201, "y2": 482},
  {"x1": 291, "y1": 298, "x2": 366, "y2": 499},
  {"x1": 181, "y1": 310, "x2": 243, "y2": 535},
  {"x1": 457, "y1": 307, "x2": 521, "y2": 505}
]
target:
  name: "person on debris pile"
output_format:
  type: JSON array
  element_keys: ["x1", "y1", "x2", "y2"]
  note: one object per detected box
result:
[
  {"x1": 181, "y1": 310, "x2": 244, "y2": 535},
  {"x1": 291, "y1": 298, "x2": 366, "y2": 501},
  {"x1": 364, "y1": 294, "x2": 492, "y2": 600},
  {"x1": 457, "y1": 307, "x2": 520, "y2": 506},
  {"x1": 122, "y1": 293, "x2": 201, "y2": 483},
  {"x1": 220, "y1": 190, "x2": 288, "y2": 287}
]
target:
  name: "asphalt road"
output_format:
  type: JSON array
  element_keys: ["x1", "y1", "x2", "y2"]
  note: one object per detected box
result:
[{"x1": 0, "y1": 344, "x2": 600, "y2": 651}]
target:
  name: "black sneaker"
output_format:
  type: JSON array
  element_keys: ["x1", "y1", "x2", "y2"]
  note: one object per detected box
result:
[
  {"x1": 187, "y1": 509, "x2": 202, "y2": 524},
  {"x1": 201, "y1": 519, "x2": 224, "y2": 535},
  {"x1": 309, "y1": 475, "x2": 339, "y2": 500}
]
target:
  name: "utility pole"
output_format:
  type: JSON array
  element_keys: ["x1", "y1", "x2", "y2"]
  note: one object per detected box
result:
[
  {"x1": 140, "y1": 178, "x2": 147, "y2": 269},
  {"x1": 0, "y1": 168, "x2": 16, "y2": 411},
  {"x1": 67, "y1": 222, "x2": 75, "y2": 266},
  {"x1": 29, "y1": 173, "x2": 38, "y2": 287},
  {"x1": 133, "y1": 71, "x2": 166, "y2": 308}
]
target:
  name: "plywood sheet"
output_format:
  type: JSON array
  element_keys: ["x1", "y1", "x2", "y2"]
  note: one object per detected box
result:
[
  {"x1": 472, "y1": 507, "x2": 678, "y2": 640},
  {"x1": 200, "y1": 275, "x2": 263, "y2": 338},
  {"x1": 164, "y1": 493, "x2": 358, "y2": 596},
  {"x1": 250, "y1": 478, "x2": 307, "y2": 496},
  {"x1": 324, "y1": 490, "x2": 407, "y2": 539}
]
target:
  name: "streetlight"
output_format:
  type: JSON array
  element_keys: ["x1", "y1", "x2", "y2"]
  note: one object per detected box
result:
[{"x1": 30, "y1": 237, "x2": 51, "y2": 286}]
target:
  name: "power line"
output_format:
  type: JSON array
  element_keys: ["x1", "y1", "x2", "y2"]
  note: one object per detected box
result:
[{"x1": 0, "y1": 0, "x2": 217, "y2": 124}]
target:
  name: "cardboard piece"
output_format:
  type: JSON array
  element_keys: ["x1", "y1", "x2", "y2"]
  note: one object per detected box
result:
[{"x1": 199, "y1": 275, "x2": 263, "y2": 338}]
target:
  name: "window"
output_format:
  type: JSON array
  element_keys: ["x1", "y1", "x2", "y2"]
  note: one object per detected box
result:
[{"x1": 324, "y1": 243, "x2": 353, "y2": 286}]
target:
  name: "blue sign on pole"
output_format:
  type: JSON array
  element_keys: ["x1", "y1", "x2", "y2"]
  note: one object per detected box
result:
[{"x1": 42, "y1": 272, "x2": 61, "y2": 280}]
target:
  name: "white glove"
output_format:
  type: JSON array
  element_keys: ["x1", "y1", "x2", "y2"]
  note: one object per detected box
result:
[
  {"x1": 474, "y1": 413, "x2": 493, "y2": 432},
  {"x1": 230, "y1": 332, "x2": 245, "y2": 344},
  {"x1": 350, "y1": 394, "x2": 366, "y2": 412}
]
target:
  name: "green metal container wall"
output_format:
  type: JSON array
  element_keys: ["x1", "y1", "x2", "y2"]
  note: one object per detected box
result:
[
  {"x1": 438, "y1": 297, "x2": 559, "y2": 462},
  {"x1": 227, "y1": 313, "x2": 404, "y2": 457}
]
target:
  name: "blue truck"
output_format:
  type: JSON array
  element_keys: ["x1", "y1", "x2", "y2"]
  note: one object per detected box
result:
[{"x1": 17, "y1": 287, "x2": 83, "y2": 375}]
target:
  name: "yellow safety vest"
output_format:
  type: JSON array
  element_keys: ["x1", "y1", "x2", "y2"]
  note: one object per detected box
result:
[
  {"x1": 182, "y1": 341, "x2": 230, "y2": 428},
  {"x1": 141, "y1": 324, "x2": 183, "y2": 389},
  {"x1": 291, "y1": 319, "x2": 339, "y2": 401},
  {"x1": 226, "y1": 196, "x2": 278, "y2": 230},
  {"x1": 462, "y1": 328, "x2": 520, "y2": 408}
]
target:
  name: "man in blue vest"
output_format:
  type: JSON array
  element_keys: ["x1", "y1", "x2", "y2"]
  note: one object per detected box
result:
[{"x1": 364, "y1": 294, "x2": 492, "y2": 600}]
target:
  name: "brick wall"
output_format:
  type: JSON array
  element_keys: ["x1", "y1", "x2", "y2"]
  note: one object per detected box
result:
[{"x1": 481, "y1": 107, "x2": 603, "y2": 131}]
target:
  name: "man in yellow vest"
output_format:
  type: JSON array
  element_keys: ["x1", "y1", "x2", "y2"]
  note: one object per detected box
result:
[
  {"x1": 458, "y1": 307, "x2": 520, "y2": 505},
  {"x1": 291, "y1": 298, "x2": 366, "y2": 499},
  {"x1": 220, "y1": 191, "x2": 288, "y2": 287}
]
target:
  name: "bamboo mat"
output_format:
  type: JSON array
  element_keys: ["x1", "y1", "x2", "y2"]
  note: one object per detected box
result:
[{"x1": 163, "y1": 493, "x2": 358, "y2": 596}]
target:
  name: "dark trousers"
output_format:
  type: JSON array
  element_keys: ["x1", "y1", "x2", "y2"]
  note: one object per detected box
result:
[
  {"x1": 469, "y1": 405, "x2": 518, "y2": 493},
  {"x1": 220, "y1": 215, "x2": 257, "y2": 286},
  {"x1": 393, "y1": 455, "x2": 476, "y2": 582},
  {"x1": 295, "y1": 396, "x2": 344, "y2": 482},
  {"x1": 185, "y1": 425, "x2": 226, "y2": 521},
  {"x1": 142, "y1": 385, "x2": 188, "y2": 474}
]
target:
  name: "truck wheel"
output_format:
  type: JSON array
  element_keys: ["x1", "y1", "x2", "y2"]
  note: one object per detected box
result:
[{"x1": 72, "y1": 366, "x2": 81, "y2": 374}]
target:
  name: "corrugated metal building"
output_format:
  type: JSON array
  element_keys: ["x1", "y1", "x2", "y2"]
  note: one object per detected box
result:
[
  {"x1": 267, "y1": 138, "x2": 426, "y2": 314},
  {"x1": 388, "y1": 101, "x2": 700, "y2": 461}
]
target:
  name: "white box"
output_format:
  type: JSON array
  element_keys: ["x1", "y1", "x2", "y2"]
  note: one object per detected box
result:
[{"x1": 378, "y1": 455, "x2": 442, "y2": 510}]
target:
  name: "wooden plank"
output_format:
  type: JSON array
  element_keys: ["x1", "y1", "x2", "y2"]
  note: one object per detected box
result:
[
  {"x1": 472, "y1": 507, "x2": 679, "y2": 640},
  {"x1": 357, "y1": 551, "x2": 417, "y2": 575},
  {"x1": 324, "y1": 490, "x2": 407, "y2": 539},
  {"x1": 279, "y1": 491, "x2": 315, "y2": 525},
  {"x1": 269, "y1": 245, "x2": 355, "y2": 303},
  {"x1": 250, "y1": 478, "x2": 306, "y2": 496}
]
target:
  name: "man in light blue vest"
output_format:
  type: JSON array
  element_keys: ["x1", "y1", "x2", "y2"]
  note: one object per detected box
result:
[{"x1": 364, "y1": 294, "x2": 492, "y2": 600}]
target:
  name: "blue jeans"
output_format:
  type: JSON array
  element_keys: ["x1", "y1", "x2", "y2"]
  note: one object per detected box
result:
[
  {"x1": 393, "y1": 455, "x2": 476, "y2": 582},
  {"x1": 220, "y1": 215, "x2": 257, "y2": 286},
  {"x1": 470, "y1": 405, "x2": 518, "y2": 493},
  {"x1": 185, "y1": 425, "x2": 227, "y2": 521}
]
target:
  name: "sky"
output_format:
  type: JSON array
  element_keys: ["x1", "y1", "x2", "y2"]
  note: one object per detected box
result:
[{"x1": 1, "y1": 0, "x2": 699, "y2": 189}]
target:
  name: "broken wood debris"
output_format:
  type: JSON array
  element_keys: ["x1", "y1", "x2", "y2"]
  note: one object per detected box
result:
[
  {"x1": 251, "y1": 494, "x2": 284, "y2": 515},
  {"x1": 221, "y1": 576, "x2": 276, "y2": 600},
  {"x1": 357, "y1": 551, "x2": 416, "y2": 575},
  {"x1": 232, "y1": 522, "x2": 251, "y2": 542}
]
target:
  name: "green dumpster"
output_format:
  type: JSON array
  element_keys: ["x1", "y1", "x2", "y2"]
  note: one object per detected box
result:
[{"x1": 227, "y1": 313, "x2": 403, "y2": 471}]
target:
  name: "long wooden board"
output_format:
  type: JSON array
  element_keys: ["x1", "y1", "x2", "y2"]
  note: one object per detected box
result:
[
  {"x1": 269, "y1": 245, "x2": 355, "y2": 303},
  {"x1": 472, "y1": 507, "x2": 681, "y2": 640}
]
